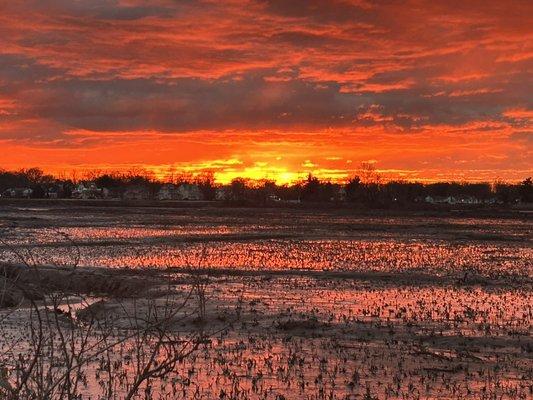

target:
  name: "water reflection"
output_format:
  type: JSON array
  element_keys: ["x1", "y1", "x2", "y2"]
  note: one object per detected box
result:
[{"x1": 0, "y1": 225, "x2": 531, "y2": 279}]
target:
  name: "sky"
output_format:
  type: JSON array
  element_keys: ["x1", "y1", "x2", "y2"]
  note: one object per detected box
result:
[{"x1": 0, "y1": 0, "x2": 531, "y2": 183}]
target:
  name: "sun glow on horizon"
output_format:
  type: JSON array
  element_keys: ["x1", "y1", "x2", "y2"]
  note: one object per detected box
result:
[
  {"x1": 4, "y1": 157, "x2": 527, "y2": 187},
  {"x1": 145, "y1": 160, "x2": 333, "y2": 185}
]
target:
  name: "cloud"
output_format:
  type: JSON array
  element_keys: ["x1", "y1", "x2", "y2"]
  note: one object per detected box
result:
[{"x1": 0, "y1": 0, "x2": 531, "y2": 180}]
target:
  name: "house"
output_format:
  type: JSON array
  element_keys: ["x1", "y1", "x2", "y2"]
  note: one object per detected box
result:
[
  {"x1": 425, "y1": 196, "x2": 456, "y2": 204},
  {"x1": 215, "y1": 187, "x2": 230, "y2": 201},
  {"x1": 72, "y1": 182, "x2": 103, "y2": 199},
  {"x1": 2, "y1": 188, "x2": 33, "y2": 198},
  {"x1": 102, "y1": 187, "x2": 121, "y2": 199},
  {"x1": 158, "y1": 184, "x2": 178, "y2": 200},
  {"x1": 157, "y1": 183, "x2": 204, "y2": 201},
  {"x1": 47, "y1": 183, "x2": 67, "y2": 199},
  {"x1": 456, "y1": 196, "x2": 481, "y2": 205},
  {"x1": 426, "y1": 195, "x2": 484, "y2": 205},
  {"x1": 337, "y1": 187, "x2": 347, "y2": 202},
  {"x1": 123, "y1": 186, "x2": 151, "y2": 200},
  {"x1": 267, "y1": 194, "x2": 282, "y2": 203},
  {"x1": 175, "y1": 184, "x2": 203, "y2": 201}
]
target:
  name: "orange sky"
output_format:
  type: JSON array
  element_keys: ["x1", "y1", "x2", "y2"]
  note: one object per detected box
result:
[{"x1": 0, "y1": 0, "x2": 531, "y2": 183}]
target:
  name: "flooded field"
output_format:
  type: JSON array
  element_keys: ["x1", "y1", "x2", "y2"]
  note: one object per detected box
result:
[
  {"x1": 0, "y1": 203, "x2": 531, "y2": 399},
  {"x1": 1, "y1": 205, "x2": 531, "y2": 278}
]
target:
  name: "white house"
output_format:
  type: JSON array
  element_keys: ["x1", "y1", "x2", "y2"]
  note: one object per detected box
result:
[
  {"x1": 425, "y1": 196, "x2": 455, "y2": 204},
  {"x1": 426, "y1": 195, "x2": 483, "y2": 205},
  {"x1": 176, "y1": 184, "x2": 203, "y2": 201},
  {"x1": 2, "y1": 188, "x2": 33, "y2": 198},
  {"x1": 215, "y1": 187, "x2": 230, "y2": 201},
  {"x1": 72, "y1": 182, "x2": 103, "y2": 199}
]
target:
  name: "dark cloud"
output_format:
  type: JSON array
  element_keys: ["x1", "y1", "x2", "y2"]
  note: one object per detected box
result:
[
  {"x1": 10, "y1": 73, "x2": 367, "y2": 132},
  {"x1": 270, "y1": 31, "x2": 352, "y2": 48},
  {"x1": 0, "y1": 52, "x2": 530, "y2": 136},
  {"x1": 0, "y1": 0, "x2": 531, "y2": 158},
  {"x1": 3, "y1": 0, "x2": 181, "y2": 20},
  {"x1": 509, "y1": 131, "x2": 532, "y2": 143},
  {"x1": 0, "y1": 54, "x2": 61, "y2": 87},
  {"x1": 258, "y1": 0, "x2": 373, "y2": 23}
]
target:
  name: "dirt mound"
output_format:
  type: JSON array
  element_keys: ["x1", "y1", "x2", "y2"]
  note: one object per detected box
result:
[{"x1": 0, "y1": 263, "x2": 156, "y2": 300}]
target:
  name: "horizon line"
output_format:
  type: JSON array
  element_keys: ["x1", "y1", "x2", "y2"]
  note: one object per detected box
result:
[{"x1": 1, "y1": 165, "x2": 530, "y2": 186}]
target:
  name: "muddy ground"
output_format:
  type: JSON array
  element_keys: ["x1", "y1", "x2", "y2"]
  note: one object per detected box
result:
[{"x1": 0, "y1": 203, "x2": 531, "y2": 399}]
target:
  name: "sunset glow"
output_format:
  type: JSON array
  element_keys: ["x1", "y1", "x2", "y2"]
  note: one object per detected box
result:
[{"x1": 0, "y1": 1, "x2": 531, "y2": 182}]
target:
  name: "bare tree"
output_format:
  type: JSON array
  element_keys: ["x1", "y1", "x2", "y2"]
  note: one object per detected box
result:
[{"x1": 0, "y1": 228, "x2": 213, "y2": 399}]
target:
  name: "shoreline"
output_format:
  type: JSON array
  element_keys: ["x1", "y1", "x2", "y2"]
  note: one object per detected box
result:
[{"x1": 1, "y1": 197, "x2": 532, "y2": 220}]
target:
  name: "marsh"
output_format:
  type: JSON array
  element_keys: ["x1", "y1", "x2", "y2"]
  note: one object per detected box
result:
[{"x1": 1, "y1": 203, "x2": 531, "y2": 399}]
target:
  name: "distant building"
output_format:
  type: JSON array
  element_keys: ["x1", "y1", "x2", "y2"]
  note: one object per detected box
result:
[
  {"x1": 157, "y1": 183, "x2": 204, "y2": 201},
  {"x1": 287, "y1": 199, "x2": 302, "y2": 204},
  {"x1": 267, "y1": 194, "x2": 281, "y2": 203},
  {"x1": 176, "y1": 184, "x2": 203, "y2": 200},
  {"x1": 215, "y1": 187, "x2": 230, "y2": 201},
  {"x1": 426, "y1": 196, "x2": 453, "y2": 204},
  {"x1": 425, "y1": 195, "x2": 483, "y2": 205},
  {"x1": 158, "y1": 184, "x2": 178, "y2": 200},
  {"x1": 123, "y1": 186, "x2": 151, "y2": 201},
  {"x1": 102, "y1": 187, "x2": 121, "y2": 199},
  {"x1": 47, "y1": 183, "x2": 67, "y2": 199},
  {"x1": 456, "y1": 196, "x2": 481, "y2": 205},
  {"x1": 72, "y1": 182, "x2": 103, "y2": 199},
  {"x1": 2, "y1": 188, "x2": 33, "y2": 198},
  {"x1": 337, "y1": 187, "x2": 347, "y2": 202}
]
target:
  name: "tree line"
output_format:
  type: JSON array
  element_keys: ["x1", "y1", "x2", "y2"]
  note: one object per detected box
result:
[{"x1": 0, "y1": 167, "x2": 531, "y2": 206}]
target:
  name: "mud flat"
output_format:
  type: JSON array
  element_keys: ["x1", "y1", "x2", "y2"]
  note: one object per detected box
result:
[
  {"x1": 2, "y1": 264, "x2": 531, "y2": 399},
  {"x1": 0, "y1": 204, "x2": 531, "y2": 399}
]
